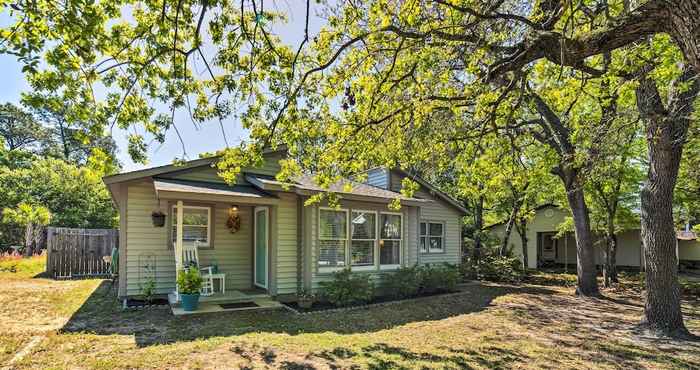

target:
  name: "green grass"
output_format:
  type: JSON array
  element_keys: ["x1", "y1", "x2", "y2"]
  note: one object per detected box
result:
[{"x1": 3, "y1": 260, "x2": 700, "y2": 369}]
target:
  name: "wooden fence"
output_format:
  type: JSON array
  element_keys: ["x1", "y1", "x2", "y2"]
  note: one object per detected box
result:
[{"x1": 46, "y1": 227, "x2": 118, "y2": 279}]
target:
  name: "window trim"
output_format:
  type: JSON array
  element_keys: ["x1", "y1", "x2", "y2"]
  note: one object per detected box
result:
[
  {"x1": 171, "y1": 204, "x2": 212, "y2": 248},
  {"x1": 379, "y1": 211, "x2": 403, "y2": 270},
  {"x1": 350, "y1": 209, "x2": 378, "y2": 269},
  {"x1": 420, "y1": 220, "x2": 446, "y2": 254},
  {"x1": 318, "y1": 207, "x2": 350, "y2": 273}
]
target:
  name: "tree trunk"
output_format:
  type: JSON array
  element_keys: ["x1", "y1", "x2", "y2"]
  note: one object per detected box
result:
[
  {"x1": 635, "y1": 69, "x2": 698, "y2": 337},
  {"x1": 639, "y1": 127, "x2": 687, "y2": 336},
  {"x1": 563, "y1": 179, "x2": 600, "y2": 297},
  {"x1": 23, "y1": 222, "x2": 35, "y2": 257},
  {"x1": 473, "y1": 193, "x2": 484, "y2": 262},
  {"x1": 667, "y1": 0, "x2": 700, "y2": 72},
  {"x1": 500, "y1": 205, "x2": 517, "y2": 256},
  {"x1": 609, "y1": 232, "x2": 618, "y2": 283},
  {"x1": 516, "y1": 217, "x2": 529, "y2": 270}
]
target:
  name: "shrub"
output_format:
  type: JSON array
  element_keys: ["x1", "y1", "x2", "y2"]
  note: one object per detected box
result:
[
  {"x1": 382, "y1": 266, "x2": 421, "y2": 299},
  {"x1": 320, "y1": 268, "x2": 375, "y2": 307},
  {"x1": 419, "y1": 263, "x2": 460, "y2": 294},
  {"x1": 177, "y1": 267, "x2": 203, "y2": 295},
  {"x1": 478, "y1": 254, "x2": 525, "y2": 283}
]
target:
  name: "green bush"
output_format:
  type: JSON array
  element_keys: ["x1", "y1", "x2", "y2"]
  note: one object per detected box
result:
[
  {"x1": 418, "y1": 263, "x2": 460, "y2": 294},
  {"x1": 177, "y1": 267, "x2": 203, "y2": 295},
  {"x1": 478, "y1": 254, "x2": 524, "y2": 283},
  {"x1": 320, "y1": 268, "x2": 375, "y2": 307},
  {"x1": 382, "y1": 266, "x2": 421, "y2": 299}
]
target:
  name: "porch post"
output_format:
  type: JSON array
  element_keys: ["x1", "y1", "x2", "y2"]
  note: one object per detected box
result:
[{"x1": 175, "y1": 201, "x2": 184, "y2": 295}]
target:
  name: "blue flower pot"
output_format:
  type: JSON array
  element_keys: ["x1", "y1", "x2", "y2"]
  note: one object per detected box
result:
[{"x1": 180, "y1": 293, "x2": 200, "y2": 311}]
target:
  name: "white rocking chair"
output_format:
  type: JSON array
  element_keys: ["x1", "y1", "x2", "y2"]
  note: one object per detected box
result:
[{"x1": 180, "y1": 242, "x2": 215, "y2": 297}]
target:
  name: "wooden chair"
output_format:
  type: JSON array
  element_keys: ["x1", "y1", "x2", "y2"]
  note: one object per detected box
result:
[{"x1": 181, "y1": 242, "x2": 215, "y2": 296}]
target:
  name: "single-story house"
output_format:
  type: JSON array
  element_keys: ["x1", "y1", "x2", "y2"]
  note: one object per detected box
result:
[
  {"x1": 489, "y1": 204, "x2": 700, "y2": 269},
  {"x1": 103, "y1": 147, "x2": 466, "y2": 303}
]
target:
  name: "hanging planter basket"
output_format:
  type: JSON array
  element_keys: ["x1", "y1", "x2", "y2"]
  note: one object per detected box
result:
[{"x1": 151, "y1": 211, "x2": 166, "y2": 227}]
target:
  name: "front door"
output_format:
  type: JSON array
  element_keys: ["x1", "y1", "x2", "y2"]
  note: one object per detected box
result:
[
  {"x1": 541, "y1": 233, "x2": 557, "y2": 262},
  {"x1": 254, "y1": 207, "x2": 269, "y2": 288}
]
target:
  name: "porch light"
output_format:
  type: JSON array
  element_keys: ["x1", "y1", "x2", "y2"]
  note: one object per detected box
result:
[{"x1": 231, "y1": 205, "x2": 239, "y2": 212}]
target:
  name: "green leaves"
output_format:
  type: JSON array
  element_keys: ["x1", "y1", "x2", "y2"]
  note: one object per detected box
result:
[{"x1": 2, "y1": 202, "x2": 51, "y2": 227}]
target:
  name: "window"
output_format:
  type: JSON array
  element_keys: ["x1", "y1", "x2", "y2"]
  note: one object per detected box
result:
[
  {"x1": 380, "y1": 213, "x2": 402, "y2": 268},
  {"x1": 172, "y1": 205, "x2": 211, "y2": 247},
  {"x1": 318, "y1": 208, "x2": 348, "y2": 270},
  {"x1": 420, "y1": 221, "x2": 444, "y2": 253},
  {"x1": 351, "y1": 211, "x2": 376, "y2": 268}
]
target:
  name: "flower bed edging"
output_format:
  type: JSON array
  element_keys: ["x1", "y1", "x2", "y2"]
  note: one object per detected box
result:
[{"x1": 284, "y1": 290, "x2": 473, "y2": 315}]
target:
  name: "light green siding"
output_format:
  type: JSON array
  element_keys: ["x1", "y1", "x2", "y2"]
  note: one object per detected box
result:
[
  {"x1": 125, "y1": 181, "x2": 176, "y2": 296},
  {"x1": 389, "y1": 171, "x2": 463, "y2": 266},
  {"x1": 274, "y1": 193, "x2": 299, "y2": 295}
]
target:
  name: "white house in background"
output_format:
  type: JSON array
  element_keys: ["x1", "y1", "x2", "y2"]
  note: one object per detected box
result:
[{"x1": 488, "y1": 204, "x2": 700, "y2": 270}]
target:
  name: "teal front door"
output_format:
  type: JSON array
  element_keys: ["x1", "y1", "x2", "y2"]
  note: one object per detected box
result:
[{"x1": 254, "y1": 207, "x2": 268, "y2": 288}]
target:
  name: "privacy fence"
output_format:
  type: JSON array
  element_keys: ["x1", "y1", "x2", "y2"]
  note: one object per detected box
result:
[{"x1": 46, "y1": 227, "x2": 118, "y2": 279}]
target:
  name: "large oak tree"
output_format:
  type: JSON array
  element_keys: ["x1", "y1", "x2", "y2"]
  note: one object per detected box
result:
[{"x1": 2, "y1": 0, "x2": 699, "y2": 336}]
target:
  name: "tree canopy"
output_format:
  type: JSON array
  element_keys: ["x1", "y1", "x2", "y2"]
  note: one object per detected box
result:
[{"x1": 3, "y1": 0, "x2": 700, "y2": 337}]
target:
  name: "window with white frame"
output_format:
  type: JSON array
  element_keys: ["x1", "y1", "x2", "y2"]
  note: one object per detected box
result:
[
  {"x1": 380, "y1": 213, "x2": 402, "y2": 267},
  {"x1": 350, "y1": 211, "x2": 376, "y2": 267},
  {"x1": 318, "y1": 208, "x2": 348, "y2": 270},
  {"x1": 172, "y1": 205, "x2": 211, "y2": 247},
  {"x1": 420, "y1": 221, "x2": 444, "y2": 253}
]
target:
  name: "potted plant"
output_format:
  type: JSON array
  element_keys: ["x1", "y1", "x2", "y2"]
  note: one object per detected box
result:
[
  {"x1": 297, "y1": 289, "x2": 315, "y2": 309},
  {"x1": 151, "y1": 211, "x2": 166, "y2": 227},
  {"x1": 177, "y1": 267, "x2": 203, "y2": 311}
]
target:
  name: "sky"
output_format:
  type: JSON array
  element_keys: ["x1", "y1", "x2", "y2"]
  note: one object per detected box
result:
[{"x1": 0, "y1": 2, "x2": 327, "y2": 172}]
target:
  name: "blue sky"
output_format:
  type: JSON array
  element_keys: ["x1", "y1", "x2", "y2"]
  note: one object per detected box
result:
[{"x1": 0, "y1": 3, "x2": 326, "y2": 171}]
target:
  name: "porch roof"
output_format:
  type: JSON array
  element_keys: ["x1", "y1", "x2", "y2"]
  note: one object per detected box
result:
[
  {"x1": 244, "y1": 173, "x2": 431, "y2": 206},
  {"x1": 153, "y1": 178, "x2": 279, "y2": 204}
]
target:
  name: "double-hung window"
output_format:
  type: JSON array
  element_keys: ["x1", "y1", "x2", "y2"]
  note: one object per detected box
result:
[
  {"x1": 172, "y1": 205, "x2": 211, "y2": 247},
  {"x1": 420, "y1": 221, "x2": 444, "y2": 253},
  {"x1": 350, "y1": 210, "x2": 376, "y2": 269},
  {"x1": 379, "y1": 213, "x2": 402, "y2": 269},
  {"x1": 318, "y1": 208, "x2": 348, "y2": 271}
]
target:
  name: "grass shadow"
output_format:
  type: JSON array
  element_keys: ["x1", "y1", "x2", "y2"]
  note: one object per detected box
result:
[{"x1": 61, "y1": 280, "x2": 557, "y2": 348}]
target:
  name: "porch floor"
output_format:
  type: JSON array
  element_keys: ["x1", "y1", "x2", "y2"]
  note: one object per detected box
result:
[
  {"x1": 168, "y1": 289, "x2": 284, "y2": 315},
  {"x1": 167, "y1": 289, "x2": 270, "y2": 305},
  {"x1": 171, "y1": 297, "x2": 284, "y2": 316}
]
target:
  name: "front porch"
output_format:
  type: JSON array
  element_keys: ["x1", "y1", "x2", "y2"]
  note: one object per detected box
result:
[
  {"x1": 168, "y1": 289, "x2": 285, "y2": 316},
  {"x1": 157, "y1": 177, "x2": 277, "y2": 309}
]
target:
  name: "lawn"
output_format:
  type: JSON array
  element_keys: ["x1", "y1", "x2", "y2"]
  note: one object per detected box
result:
[{"x1": 2, "y1": 256, "x2": 700, "y2": 369}]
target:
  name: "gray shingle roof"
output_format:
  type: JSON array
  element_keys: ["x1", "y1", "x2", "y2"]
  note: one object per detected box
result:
[{"x1": 153, "y1": 178, "x2": 276, "y2": 199}]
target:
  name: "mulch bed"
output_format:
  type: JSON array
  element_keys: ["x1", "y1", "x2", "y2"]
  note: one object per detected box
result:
[
  {"x1": 124, "y1": 298, "x2": 170, "y2": 309},
  {"x1": 283, "y1": 290, "x2": 456, "y2": 314}
]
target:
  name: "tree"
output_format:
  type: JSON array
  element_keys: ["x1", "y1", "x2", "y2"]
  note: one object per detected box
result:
[
  {"x1": 0, "y1": 158, "x2": 117, "y2": 250},
  {"x1": 0, "y1": 103, "x2": 49, "y2": 152},
  {"x1": 4, "y1": 0, "x2": 699, "y2": 336},
  {"x1": 2, "y1": 202, "x2": 51, "y2": 256},
  {"x1": 24, "y1": 95, "x2": 119, "y2": 167},
  {"x1": 588, "y1": 123, "x2": 644, "y2": 286},
  {"x1": 635, "y1": 65, "x2": 699, "y2": 337}
]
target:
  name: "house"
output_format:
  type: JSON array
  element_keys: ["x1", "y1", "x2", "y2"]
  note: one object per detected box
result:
[
  {"x1": 489, "y1": 204, "x2": 700, "y2": 269},
  {"x1": 103, "y1": 148, "x2": 466, "y2": 304}
]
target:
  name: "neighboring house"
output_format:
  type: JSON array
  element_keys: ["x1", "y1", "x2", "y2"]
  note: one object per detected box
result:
[
  {"x1": 489, "y1": 204, "x2": 700, "y2": 270},
  {"x1": 103, "y1": 148, "x2": 466, "y2": 301}
]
